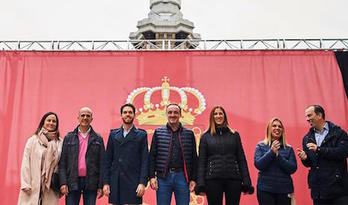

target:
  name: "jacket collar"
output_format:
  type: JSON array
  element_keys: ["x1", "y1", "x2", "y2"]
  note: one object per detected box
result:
[
  {"x1": 115, "y1": 125, "x2": 137, "y2": 145},
  {"x1": 215, "y1": 126, "x2": 230, "y2": 135},
  {"x1": 313, "y1": 122, "x2": 329, "y2": 134},
  {"x1": 73, "y1": 125, "x2": 98, "y2": 146},
  {"x1": 308, "y1": 121, "x2": 337, "y2": 145},
  {"x1": 78, "y1": 126, "x2": 91, "y2": 138},
  {"x1": 122, "y1": 124, "x2": 134, "y2": 136},
  {"x1": 166, "y1": 122, "x2": 182, "y2": 133}
]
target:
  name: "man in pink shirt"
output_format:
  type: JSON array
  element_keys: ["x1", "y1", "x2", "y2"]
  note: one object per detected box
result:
[{"x1": 59, "y1": 107, "x2": 105, "y2": 205}]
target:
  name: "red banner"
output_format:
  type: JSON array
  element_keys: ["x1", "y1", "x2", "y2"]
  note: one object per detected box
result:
[{"x1": 1, "y1": 51, "x2": 347, "y2": 205}]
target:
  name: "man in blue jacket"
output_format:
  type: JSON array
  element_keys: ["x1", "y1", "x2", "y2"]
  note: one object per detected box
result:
[
  {"x1": 297, "y1": 105, "x2": 348, "y2": 205},
  {"x1": 103, "y1": 103, "x2": 148, "y2": 205},
  {"x1": 149, "y1": 103, "x2": 197, "y2": 205}
]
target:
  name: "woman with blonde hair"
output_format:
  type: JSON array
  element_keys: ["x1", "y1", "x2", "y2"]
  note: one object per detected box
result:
[
  {"x1": 254, "y1": 118, "x2": 297, "y2": 205},
  {"x1": 195, "y1": 106, "x2": 253, "y2": 205},
  {"x1": 18, "y1": 112, "x2": 63, "y2": 205}
]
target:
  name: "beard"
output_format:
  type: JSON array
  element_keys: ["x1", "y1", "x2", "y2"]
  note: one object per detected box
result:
[{"x1": 122, "y1": 117, "x2": 134, "y2": 125}]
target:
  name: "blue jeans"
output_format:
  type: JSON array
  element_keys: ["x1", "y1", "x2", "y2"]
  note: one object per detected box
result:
[
  {"x1": 157, "y1": 172, "x2": 190, "y2": 205},
  {"x1": 66, "y1": 177, "x2": 97, "y2": 205}
]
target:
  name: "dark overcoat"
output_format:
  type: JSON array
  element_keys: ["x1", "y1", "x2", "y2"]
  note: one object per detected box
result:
[
  {"x1": 103, "y1": 126, "x2": 148, "y2": 204},
  {"x1": 301, "y1": 121, "x2": 348, "y2": 200}
]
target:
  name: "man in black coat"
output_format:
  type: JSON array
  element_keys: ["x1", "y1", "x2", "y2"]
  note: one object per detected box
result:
[
  {"x1": 59, "y1": 107, "x2": 105, "y2": 205},
  {"x1": 103, "y1": 103, "x2": 148, "y2": 205},
  {"x1": 297, "y1": 105, "x2": 348, "y2": 205}
]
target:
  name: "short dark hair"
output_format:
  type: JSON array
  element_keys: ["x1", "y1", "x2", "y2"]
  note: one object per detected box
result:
[
  {"x1": 121, "y1": 103, "x2": 136, "y2": 114},
  {"x1": 166, "y1": 103, "x2": 181, "y2": 114},
  {"x1": 35, "y1": 112, "x2": 60, "y2": 137},
  {"x1": 308, "y1": 104, "x2": 325, "y2": 120}
]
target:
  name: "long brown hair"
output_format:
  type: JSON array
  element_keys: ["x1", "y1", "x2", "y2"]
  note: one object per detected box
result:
[
  {"x1": 207, "y1": 106, "x2": 230, "y2": 136},
  {"x1": 34, "y1": 112, "x2": 60, "y2": 138},
  {"x1": 264, "y1": 117, "x2": 288, "y2": 148}
]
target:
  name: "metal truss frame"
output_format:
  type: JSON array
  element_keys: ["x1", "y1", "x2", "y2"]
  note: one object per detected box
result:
[{"x1": 0, "y1": 39, "x2": 347, "y2": 51}]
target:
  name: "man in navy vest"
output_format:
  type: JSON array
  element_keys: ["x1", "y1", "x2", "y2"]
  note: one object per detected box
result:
[
  {"x1": 103, "y1": 103, "x2": 148, "y2": 205},
  {"x1": 297, "y1": 105, "x2": 348, "y2": 205},
  {"x1": 149, "y1": 103, "x2": 198, "y2": 205}
]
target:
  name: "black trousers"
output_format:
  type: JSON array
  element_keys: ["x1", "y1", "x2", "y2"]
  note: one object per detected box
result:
[
  {"x1": 205, "y1": 179, "x2": 241, "y2": 205},
  {"x1": 257, "y1": 190, "x2": 291, "y2": 205},
  {"x1": 313, "y1": 195, "x2": 348, "y2": 205}
]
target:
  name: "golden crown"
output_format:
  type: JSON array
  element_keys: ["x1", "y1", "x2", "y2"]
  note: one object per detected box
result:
[{"x1": 126, "y1": 76, "x2": 206, "y2": 125}]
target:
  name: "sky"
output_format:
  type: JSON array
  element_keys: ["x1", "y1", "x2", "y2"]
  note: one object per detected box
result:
[{"x1": 1, "y1": 0, "x2": 347, "y2": 40}]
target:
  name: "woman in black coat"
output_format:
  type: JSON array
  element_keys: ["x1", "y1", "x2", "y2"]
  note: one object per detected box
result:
[{"x1": 195, "y1": 106, "x2": 253, "y2": 205}]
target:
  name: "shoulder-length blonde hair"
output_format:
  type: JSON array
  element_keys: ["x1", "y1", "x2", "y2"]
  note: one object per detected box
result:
[
  {"x1": 207, "y1": 106, "x2": 232, "y2": 136},
  {"x1": 264, "y1": 117, "x2": 288, "y2": 148}
]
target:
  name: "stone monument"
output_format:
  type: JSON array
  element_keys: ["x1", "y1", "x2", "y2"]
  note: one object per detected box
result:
[{"x1": 129, "y1": 0, "x2": 201, "y2": 49}]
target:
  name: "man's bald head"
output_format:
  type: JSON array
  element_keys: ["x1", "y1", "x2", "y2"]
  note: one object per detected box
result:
[
  {"x1": 79, "y1": 107, "x2": 93, "y2": 117},
  {"x1": 78, "y1": 107, "x2": 93, "y2": 129}
]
